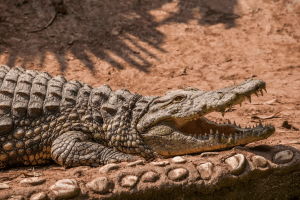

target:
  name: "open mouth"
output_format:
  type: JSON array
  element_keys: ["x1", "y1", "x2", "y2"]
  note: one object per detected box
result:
[
  {"x1": 173, "y1": 116, "x2": 274, "y2": 145},
  {"x1": 165, "y1": 85, "x2": 274, "y2": 145}
]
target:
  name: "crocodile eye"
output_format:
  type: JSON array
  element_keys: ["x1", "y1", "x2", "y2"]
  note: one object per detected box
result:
[{"x1": 173, "y1": 96, "x2": 185, "y2": 103}]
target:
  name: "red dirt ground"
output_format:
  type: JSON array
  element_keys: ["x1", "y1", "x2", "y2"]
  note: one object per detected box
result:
[{"x1": 0, "y1": 0, "x2": 299, "y2": 199}]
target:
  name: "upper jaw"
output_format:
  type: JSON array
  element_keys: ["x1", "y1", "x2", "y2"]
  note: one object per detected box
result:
[{"x1": 137, "y1": 78, "x2": 268, "y2": 133}]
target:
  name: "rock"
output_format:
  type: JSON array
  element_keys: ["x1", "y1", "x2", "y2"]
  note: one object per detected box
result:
[
  {"x1": 0, "y1": 183, "x2": 10, "y2": 189},
  {"x1": 99, "y1": 163, "x2": 119, "y2": 173},
  {"x1": 172, "y1": 156, "x2": 186, "y2": 164},
  {"x1": 86, "y1": 177, "x2": 114, "y2": 194},
  {"x1": 121, "y1": 175, "x2": 138, "y2": 188},
  {"x1": 20, "y1": 177, "x2": 46, "y2": 186},
  {"x1": 141, "y1": 171, "x2": 160, "y2": 183},
  {"x1": 273, "y1": 150, "x2": 294, "y2": 164},
  {"x1": 127, "y1": 160, "x2": 144, "y2": 167},
  {"x1": 197, "y1": 162, "x2": 214, "y2": 180},
  {"x1": 168, "y1": 168, "x2": 189, "y2": 181},
  {"x1": 30, "y1": 192, "x2": 48, "y2": 200},
  {"x1": 151, "y1": 160, "x2": 170, "y2": 166},
  {"x1": 50, "y1": 179, "x2": 80, "y2": 200},
  {"x1": 225, "y1": 154, "x2": 246, "y2": 175},
  {"x1": 200, "y1": 152, "x2": 219, "y2": 157},
  {"x1": 252, "y1": 156, "x2": 268, "y2": 168},
  {"x1": 8, "y1": 196, "x2": 25, "y2": 200}
]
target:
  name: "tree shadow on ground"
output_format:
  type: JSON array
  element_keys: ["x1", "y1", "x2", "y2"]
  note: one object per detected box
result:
[{"x1": 0, "y1": 0, "x2": 238, "y2": 73}]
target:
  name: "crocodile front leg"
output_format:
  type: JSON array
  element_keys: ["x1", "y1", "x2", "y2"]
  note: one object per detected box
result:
[{"x1": 51, "y1": 131, "x2": 140, "y2": 168}]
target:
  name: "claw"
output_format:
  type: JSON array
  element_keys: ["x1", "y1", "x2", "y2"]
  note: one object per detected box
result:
[{"x1": 254, "y1": 91, "x2": 259, "y2": 97}]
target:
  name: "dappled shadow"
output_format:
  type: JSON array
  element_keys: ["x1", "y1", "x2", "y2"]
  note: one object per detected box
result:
[{"x1": 0, "y1": 0, "x2": 238, "y2": 73}]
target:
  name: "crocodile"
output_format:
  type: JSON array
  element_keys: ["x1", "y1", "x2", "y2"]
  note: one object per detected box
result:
[{"x1": 0, "y1": 65, "x2": 275, "y2": 168}]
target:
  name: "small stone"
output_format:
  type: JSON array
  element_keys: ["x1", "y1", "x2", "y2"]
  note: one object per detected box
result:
[
  {"x1": 197, "y1": 162, "x2": 214, "y2": 180},
  {"x1": 127, "y1": 160, "x2": 144, "y2": 167},
  {"x1": 168, "y1": 168, "x2": 189, "y2": 181},
  {"x1": 151, "y1": 160, "x2": 170, "y2": 167},
  {"x1": 0, "y1": 183, "x2": 10, "y2": 189},
  {"x1": 86, "y1": 177, "x2": 114, "y2": 194},
  {"x1": 252, "y1": 156, "x2": 268, "y2": 168},
  {"x1": 50, "y1": 179, "x2": 80, "y2": 200},
  {"x1": 30, "y1": 192, "x2": 48, "y2": 200},
  {"x1": 273, "y1": 150, "x2": 294, "y2": 164},
  {"x1": 99, "y1": 163, "x2": 119, "y2": 173},
  {"x1": 8, "y1": 196, "x2": 25, "y2": 200},
  {"x1": 225, "y1": 154, "x2": 246, "y2": 176},
  {"x1": 172, "y1": 156, "x2": 186, "y2": 164},
  {"x1": 121, "y1": 175, "x2": 138, "y2": 188},
  {"x1": 20, "y1": 177, "x2": 46, "y2": 186},
  {"x1": 200, "y1": 152, "x2": 219, "y2": 157},
  {"x1": 141, "y1": 171, "x2": 160, "y2": 183}
]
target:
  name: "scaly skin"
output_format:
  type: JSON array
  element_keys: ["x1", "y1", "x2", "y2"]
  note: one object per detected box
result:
[{"x1": 0, "y1": 65, "x2": 275, "y2": 168}]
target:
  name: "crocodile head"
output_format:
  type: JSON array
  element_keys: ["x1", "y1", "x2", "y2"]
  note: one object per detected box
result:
[{"x1": 137, "y1": 79, "x2": 275, "y2": 157}]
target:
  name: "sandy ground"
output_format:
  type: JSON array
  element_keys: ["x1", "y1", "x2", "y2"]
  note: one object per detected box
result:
[{"x1": 0, "y1": 0, "x2": 300, "y2": 199}]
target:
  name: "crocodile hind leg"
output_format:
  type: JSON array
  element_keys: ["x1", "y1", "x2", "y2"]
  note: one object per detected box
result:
[{"x1": 51, "y1": 131, "x2": 139, "y2": 168}]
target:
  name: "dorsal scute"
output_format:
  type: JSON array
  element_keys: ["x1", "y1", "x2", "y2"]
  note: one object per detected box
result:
[
  {"x1": 0, "y1": 67, "x2": 24, "y2": 116},
  {"x1": 44, "y1": 75, "x2": 67, "y2": 114},
  {"x1": 0, "y1": 65, "x2": 10, "y2": 87},
  {"x1": 88, "y1": 84, "x2": 112, "y2": 123},
  {"x1": 61, "y1": 79, "x2": 83, "y2": 109},
  {"x1": 100, "y1": 88, "x2": 133, "y2": 119},
  {"x1": 76, "y1": 84, "x2": 92, "y2": 105},
  {"x1": 12, "y1": 71, "x2": 38, "y2": 117},
  {"x1": 28, "y1": 71, "x2": 52, "y2": 118}
]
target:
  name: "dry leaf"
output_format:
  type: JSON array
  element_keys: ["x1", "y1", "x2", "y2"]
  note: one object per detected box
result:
[
  {"x1": 251, "y1": 112, "x2": 280, "y2": 120},
  {"x1": 263, "y1": 99, "x2": 278, "y2": 105}
]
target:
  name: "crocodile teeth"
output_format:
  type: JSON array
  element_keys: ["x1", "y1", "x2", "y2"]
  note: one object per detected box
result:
[
  {"x1": 263, "y1": 87, "x2": 267, "y2": 93},
  {"x1": 222, "y1": 112, "x2": 225, "y2": 117},
  {"x1": 210, "y1": 129, "x2": 213, "y2": 134},
  {"x1": 234, "y1": 121, "x2": 237, "y2": 126},
  {"x1": 247, "y1": 95, "x2": 251, "y2": 103},
  {"x1": 259, "y1": 119, "x2": 262, "y2": 126},
  {"x1": 228, "y1": 119, "x2": 231, "y2": 124},
  {"x1": 260, "y1": 89, "x2": 264, "y2": 96}
]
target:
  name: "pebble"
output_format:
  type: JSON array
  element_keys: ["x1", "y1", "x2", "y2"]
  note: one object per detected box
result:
[
  {"x1": 20, "y1": 177, "x2": 46, "y2": 186},
  {"x1": 121, "y1": 175, "x2": 138, "y2": 188},
  {"x1": 8, "y1": 196, "x2": 25, "y2": 200},
  {"x1": 200, "y1": 152, "x2": 219, "y2": 157},
  {"x1": 141, "y1": 171, "x2": 160, "y2": 183},
  {"x1": 99, "y1": 163, "x2": 119, "y2": 173},
  {"x1": 50, "y1": 179, "x2": 80, "y2": 200},
  {"x1": 197, "y1": 162, "x2": 214, "y2": 180},
  {"x1": 252, "y1": 156, "x2": 268, "y2": 168},
  {"x1": 151, "y1": 160, "x2": 170, "y2": 166},
  {"x1": 127, "y1": 160, "x2": 145, "y2": 167},
  {"x1": 0, "y1": 182, "x2": 10, "y2": 189},
  {"x1": 86, "y1": 177, "x2": 114, "y2": 194},
  {"x1": 30, "y1": 192, "x2": 48, "y2": 200},
  {"x1": 168, "y1": 168, "x2": 189, "y2": 181},
  {"x1": 225, "y1": 154, "x2": 246, "y2": 175},
  {"x1": 273, "y1": 150, "x2": 294, "y2": 164},
  {"x1": 172, "y1": 156, "x2": 186, "y2": 164}
]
